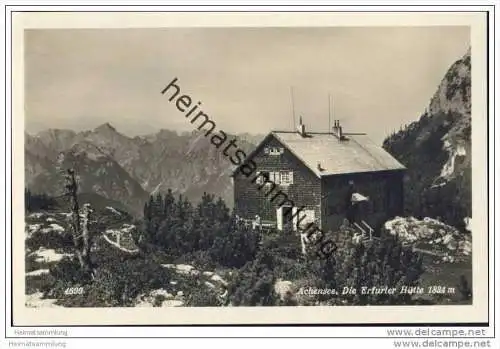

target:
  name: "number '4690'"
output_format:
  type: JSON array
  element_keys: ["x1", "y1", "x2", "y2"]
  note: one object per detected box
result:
[{"x1": 64, "y1": 287, "x2": 84, "y2": 295}]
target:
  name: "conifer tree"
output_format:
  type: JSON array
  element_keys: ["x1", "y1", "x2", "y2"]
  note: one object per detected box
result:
[{"x1": 163, "y1": 189, "x2": 175, "y2": 218}]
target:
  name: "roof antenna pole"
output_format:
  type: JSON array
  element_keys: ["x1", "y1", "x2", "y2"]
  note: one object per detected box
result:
[
  {"x1": 290, "y1": 86, "x2": 296, "y2": 130},
  {"x1": 331, "y1": 95, "x2": 334, "y2": 129},
  {"x1": 328, "y1": 93, "x2": 331, "y2": 132}
]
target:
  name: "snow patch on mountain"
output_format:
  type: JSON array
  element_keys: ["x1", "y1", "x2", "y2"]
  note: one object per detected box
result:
[
  {"x1": 150, "y1": 181, "x2": 164, "y2": 196},
  {"x1": 26, "y1": 269, "x2": 50, "y2": 277},
  {"x1": 26, "y1": 292, "x2": 62, "y2": 308},
  {"x1": 105, "y1": 206, "x2": 122, "y2": 216},
  {"x1": 103, "y1": 223, "x2": 139, "y2": 253},
  {"x1": 439, "y1": 135, "x2": 468, "y2": 182},
  {"x1": 29, "y1": 248, "x2": 73, "y2": 263}
]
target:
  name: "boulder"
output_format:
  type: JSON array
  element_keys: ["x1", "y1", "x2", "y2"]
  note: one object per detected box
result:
[
  {"x1": 447, "y1": 239, "x2": 458, "y2": 250},
  {"x1": 384, "y1": 216, "x2": 469, "y2": 258},
  {"x1": 162, "y1": 300, "x2": 184, "y2": 307},
  {"x1": 49, "y1": 224, "x2": 65, "y2": 233},
  {"x1": 175, "y1": 264, "x2": 196, "y2": 275},
  {"x1": 274, "y1": 279, "x2": 294, "y2": 301},
  {"x1": 210, "y1": 274, "x2": 228, "y2": 287},
  {"x1": 204, "y1": 281, "x2": 216, "y2": 289},
  {"x1": 442, "y1": 234, "x2": 454, "y2": 245},
  {"x1": 150, "y1": 289, "x2": 173, "y2": 299}
]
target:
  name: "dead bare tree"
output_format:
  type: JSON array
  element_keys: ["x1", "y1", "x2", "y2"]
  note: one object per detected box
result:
[{"x1": 64, "y1": 169, "x2": 94, "y2": 277}]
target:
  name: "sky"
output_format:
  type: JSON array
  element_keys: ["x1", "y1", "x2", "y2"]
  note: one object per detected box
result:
[{"x1": 24, "y1": 27, "x2": 470, "y2": 145}]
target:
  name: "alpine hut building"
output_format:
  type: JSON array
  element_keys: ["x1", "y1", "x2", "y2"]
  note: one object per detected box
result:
[{"x1": 232, "y1": 118, "x2": 406, "y2": 236}]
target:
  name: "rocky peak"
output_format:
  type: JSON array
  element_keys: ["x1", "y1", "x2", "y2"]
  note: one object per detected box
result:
[
  {"x1": 33, "y1": 128, "x2": 77, "y2": 152},
  {"x1": 382, "y1": 48, "x2": 472, "y2": 229},
  {"x1": 94, "y1": 122, "x2": 118, "y2": 134},
  {"x1": 428, "y1": 48, "x2": 471, "y2": 117}
]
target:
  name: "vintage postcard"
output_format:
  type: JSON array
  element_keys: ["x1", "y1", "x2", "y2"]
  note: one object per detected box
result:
[{"x1": 10, "y1": 10, "x2": 490, "y2": 326}]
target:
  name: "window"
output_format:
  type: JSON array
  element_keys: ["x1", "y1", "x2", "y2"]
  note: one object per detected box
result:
[
  {"x1": 280, "y1": 171, "x2": 290, "y2": 184},
  {"x1": 265, "y1": 147, "x2": 284, "y2": 156},
  {"x1": 270, "y1": 171, "x2": 281, "y2": 184},
  {"x1": 280, "y1": 171, "x2": 294, "y2": 185},
  {"x1": 255, "y1": 170, "x2": 293, "y2": 186},
  {"x1": 255, "y1": 171, "x2": 270, "y2": 185}
]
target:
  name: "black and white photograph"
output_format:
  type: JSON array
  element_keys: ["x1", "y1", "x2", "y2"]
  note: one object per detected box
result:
[{"x1": 9, "y1": 10, "x2": 491, "y2": 328}]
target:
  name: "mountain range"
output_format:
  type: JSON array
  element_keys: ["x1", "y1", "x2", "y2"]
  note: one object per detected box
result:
[{"x1": 25, "y1": 125, "x2": 259, "y2": 216}]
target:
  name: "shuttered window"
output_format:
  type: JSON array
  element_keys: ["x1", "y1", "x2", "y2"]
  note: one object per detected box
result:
[
  {"x1": 270, "y1": 171, "x2": 281, "y2": 184},
  {"x1": 280, "y1": 171, "x2": 294, "y2": 185},
  {"x1": 255, "y1": 170, "x2": 293, "y2": 186}
]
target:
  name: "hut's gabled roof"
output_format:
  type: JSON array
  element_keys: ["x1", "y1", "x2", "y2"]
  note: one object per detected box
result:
[
  {"x1": 234, "y1": 130, "x2": 405, "y2": 178},
  {"x1": 272, "y1": 131, "x2": 406, "y2": 177}
]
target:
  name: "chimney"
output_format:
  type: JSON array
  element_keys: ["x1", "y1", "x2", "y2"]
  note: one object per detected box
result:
[
  {"x1": 317, "y1": 162, "x2": 324, "y2": 172},
  {"x1": 332, "y1": 119, "x2": 338, "y2": 135},
  {"x1": 332, "y1": 120, "x2": 343, "y2": 139},
  {"x1": 337, "y1": 121, "x2": 343, "y2": 139},
  {"x1": 332, "y1": 120, "x2": 348, "y2": 141},
  {"x1": 297, "y1": 116, "x2": 306, "y2": 137}
]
